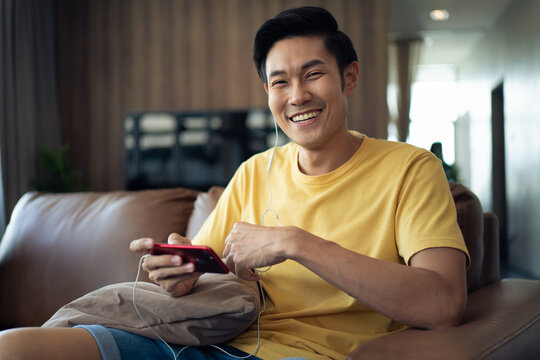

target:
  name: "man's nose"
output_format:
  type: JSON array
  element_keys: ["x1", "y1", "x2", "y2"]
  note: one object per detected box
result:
[{"x1": 288, "y1": 82, "x2": 312, "y2": 105}]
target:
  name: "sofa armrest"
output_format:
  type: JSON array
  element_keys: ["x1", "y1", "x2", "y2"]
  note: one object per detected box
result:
[
  {"x1": 348, "y1": 279, "x2": 540, "y2": 359},
  {"x1": 480, "y1": 213, "x2": 500, "y2": 286}
]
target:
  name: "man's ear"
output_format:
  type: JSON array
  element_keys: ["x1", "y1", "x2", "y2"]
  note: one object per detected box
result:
[
  {"x1": 344, "y1": 61, "x2": 359, "y2": 95},
  {"x1": 264, "y1": 83, "x2": 269, "y2": 95}
]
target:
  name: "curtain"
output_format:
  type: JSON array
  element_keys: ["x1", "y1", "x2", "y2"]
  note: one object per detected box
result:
[
  {"x1": 0, "y1": 0, "x2": 61, "y2": 229},
  {"x1": 0, "y1": 149, "x2": 4, "y2": 237},
  {"x1": 53, "y1": 0, "x2": 389, "y2": 191},
  {"x1": 393, "y1": 38, "x2": 422, "y2": 142}
]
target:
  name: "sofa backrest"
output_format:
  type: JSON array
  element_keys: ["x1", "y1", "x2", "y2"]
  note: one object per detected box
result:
[{"x1": 0, "y1": 188, "x2": 198, "y2": 329}]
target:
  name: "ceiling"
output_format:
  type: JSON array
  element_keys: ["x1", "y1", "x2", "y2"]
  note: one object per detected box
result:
[{"x1": 389, "y1": 0, "x2": 514, "y2": 66}]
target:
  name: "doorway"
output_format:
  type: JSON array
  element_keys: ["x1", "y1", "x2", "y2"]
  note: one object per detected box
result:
[{"x1": 491, "y1": 82, "x2": 508, "y2": 268}]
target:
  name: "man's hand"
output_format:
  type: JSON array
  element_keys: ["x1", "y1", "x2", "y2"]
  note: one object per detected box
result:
[
  {"x1": 129, "y1": 233, "x2": 200, "y2": 297},
  {"x1": 223, "y1": 222, "x2": 306, "y2": 281}
]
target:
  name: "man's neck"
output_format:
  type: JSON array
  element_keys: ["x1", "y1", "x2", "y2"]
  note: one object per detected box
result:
[{"x1": 297, "y1": 132, "x2": 363, "y2": 176}]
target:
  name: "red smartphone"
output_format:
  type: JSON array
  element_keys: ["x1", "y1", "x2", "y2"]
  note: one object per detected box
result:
[{"x1": 149, "y1": 244, "x2": 229, "y2": 274}]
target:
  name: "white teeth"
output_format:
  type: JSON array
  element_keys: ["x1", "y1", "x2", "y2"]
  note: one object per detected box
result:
[{"x1": 291, "y1": 111, "x2": 321, "y2": 122}]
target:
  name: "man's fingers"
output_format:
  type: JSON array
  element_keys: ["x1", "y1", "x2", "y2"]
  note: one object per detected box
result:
[
  {"x1": 130, "y1": 238, "x2": 154, "y2": 252},
  {"x1": 147, "y1": 262, "x2": 195, "y2": 281},
  {"x1": 168, "y1": 233, "x2": 191, "y2": 245},
  {"x1": 130, "y1": 233, "x2": 190, "y2": 253},
  {"x1": 223, "y1": 256, "x2": 235, "y2": 275},
  {"x1": 143, "y1": 254, "x2": 184, "y2": 271},
  {"x1": 237, "y1": 269, "x2": 260, "y2": 281},
  {"x1": 231, "y1": 221, "x2": 259, "y2": 232},
  {"x1": 223, "y1": 233, "x2": 232, "y2": 257}
]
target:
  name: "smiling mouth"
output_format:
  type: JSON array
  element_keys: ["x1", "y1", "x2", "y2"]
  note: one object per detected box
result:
[{"x1": 290, "y1": 110, "x2": 322, "y2": 123}]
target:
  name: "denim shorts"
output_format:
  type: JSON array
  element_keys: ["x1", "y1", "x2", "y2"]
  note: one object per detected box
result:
[{"x1": 77, "y1": 325, "x2": 262, "y2": 360}]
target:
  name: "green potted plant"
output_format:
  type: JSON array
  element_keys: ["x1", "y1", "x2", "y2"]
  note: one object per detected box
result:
[{"x1": 30, "y1": 144, "x2": 86, "y2": 192}]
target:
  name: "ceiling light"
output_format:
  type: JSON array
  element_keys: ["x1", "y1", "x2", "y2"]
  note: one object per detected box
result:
[{"x1": 430, "y1": 9, "x2": 449, "y2": 21}]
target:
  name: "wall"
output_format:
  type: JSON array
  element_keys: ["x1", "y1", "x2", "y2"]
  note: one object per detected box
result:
[
  {"x1": 457, "y1": 0, "x2": 540, "y2": 277},
  {"x1": 54, "y1": 0, "x2": 388, "y2": 191}
]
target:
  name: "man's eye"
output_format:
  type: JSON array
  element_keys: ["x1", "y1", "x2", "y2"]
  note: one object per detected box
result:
[
  {"x1": 271, "y1": 80, "x2": 287, "y2": 87},
  {"x1": 307, "y1": 72, "x2": 323, "y2": 79}
]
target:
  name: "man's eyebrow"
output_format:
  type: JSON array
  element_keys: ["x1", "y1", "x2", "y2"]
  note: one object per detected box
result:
[
  {"x1": 301, "y1": 59, "x2": 326, "y2": 70},
  {"x1": 268, "y1": 59, "x2": 327, "y2": 79},
  {"x1": 268, "y1": 69, "x2": 286, "y2": 79}
]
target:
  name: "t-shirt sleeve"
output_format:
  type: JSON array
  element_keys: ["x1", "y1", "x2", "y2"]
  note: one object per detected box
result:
[
  {"x1": 395, "y1": 152, "x2": 470, "y2": 266},
  {"x1": 191, "y1": 163, "x2": 247, "y2": 257}
]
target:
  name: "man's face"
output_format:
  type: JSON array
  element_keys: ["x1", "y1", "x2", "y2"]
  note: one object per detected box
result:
[{"x1": 264, "y1": 36, "x2": 356, "y2": 151}]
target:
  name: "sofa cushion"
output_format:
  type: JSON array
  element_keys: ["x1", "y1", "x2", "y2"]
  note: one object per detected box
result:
[
  {"x1": 186, "y1": 186, "x2": 225, "y2": 240},
  {"x1": 42, "y1": 272, "x2": 261, "y2": 346}
]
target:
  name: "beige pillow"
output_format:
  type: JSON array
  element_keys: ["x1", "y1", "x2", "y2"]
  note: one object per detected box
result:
[{"x1": 43, "y1": 273, "x2": 260, "y2": 346}]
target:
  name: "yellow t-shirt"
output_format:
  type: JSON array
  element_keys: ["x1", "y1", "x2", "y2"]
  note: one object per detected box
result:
[{"x1": 193, "y1": 132, "x2": 469, "y2": 359}]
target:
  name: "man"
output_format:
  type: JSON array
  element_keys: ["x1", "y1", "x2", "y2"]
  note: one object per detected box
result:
[
  {"x1": 0, "y1": 6, "x2": 468, "y2": 360},
  {"x1": 135, "y1": 6, "x2": 469, "y2": 359}
]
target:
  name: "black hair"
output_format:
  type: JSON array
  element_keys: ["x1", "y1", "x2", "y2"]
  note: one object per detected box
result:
[{"x1": 253, "y1": 6, "x2": 358, "y2": 85}]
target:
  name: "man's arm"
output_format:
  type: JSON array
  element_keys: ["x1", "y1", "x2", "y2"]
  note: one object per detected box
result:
[{"x1": 223, "y1": 222, "x2": 467, "y2": 330}]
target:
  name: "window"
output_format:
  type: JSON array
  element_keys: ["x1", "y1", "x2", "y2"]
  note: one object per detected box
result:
[
  {"x1": 389, "y1": 64, "x2": 458, "y2": 165},
  {"x1": 408, "y1": 64, "x2": 458, "y2": 164},
  {"x1": 0, "y1": 147, "x2": 5, "y2": 237}
]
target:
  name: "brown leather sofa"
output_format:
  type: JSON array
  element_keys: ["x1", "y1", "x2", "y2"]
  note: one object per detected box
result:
[{"x1": 0, "y1": 183, "x2": 539, "y2": 359}]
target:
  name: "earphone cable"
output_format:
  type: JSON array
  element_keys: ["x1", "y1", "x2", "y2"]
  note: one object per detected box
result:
[{"x1": 132, "y1": 115, "x2": 281, "y2": 358}]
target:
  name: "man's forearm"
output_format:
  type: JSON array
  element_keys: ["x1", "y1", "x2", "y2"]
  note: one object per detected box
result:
[{"x1": 286, "y1": 231, "x2": 467, "y2": 329}]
